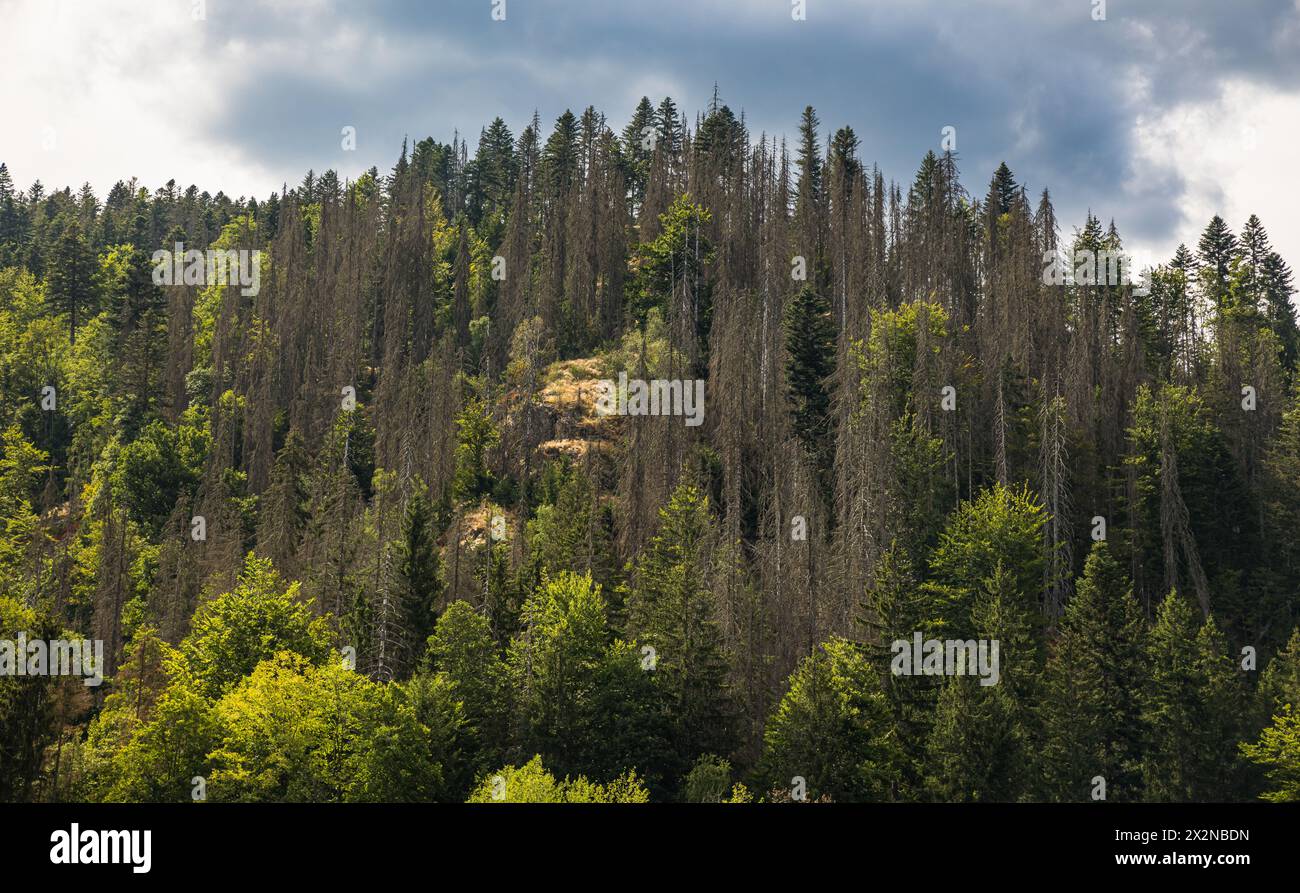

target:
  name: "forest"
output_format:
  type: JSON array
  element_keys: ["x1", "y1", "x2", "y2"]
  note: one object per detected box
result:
[{"x1": 2, "y1": 95, "x2": 1300, "y2": 804}]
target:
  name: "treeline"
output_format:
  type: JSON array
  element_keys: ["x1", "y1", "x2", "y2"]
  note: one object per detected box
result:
[{"x1": 1, "y1": 92, "x2": 1299, "y2": 802}]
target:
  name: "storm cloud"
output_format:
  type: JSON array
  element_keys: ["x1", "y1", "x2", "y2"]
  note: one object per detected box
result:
[{"x1": 5, "y1": 0, "x2": 1299, "y2": 262}]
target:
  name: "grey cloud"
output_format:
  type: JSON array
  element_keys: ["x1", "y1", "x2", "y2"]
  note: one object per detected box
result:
[{"x1": 190, "y1": 0, "x2": 1298, "y2": 258}]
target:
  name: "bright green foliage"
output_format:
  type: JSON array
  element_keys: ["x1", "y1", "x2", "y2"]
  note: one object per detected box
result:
[
  {"x1": 0, "y1": 425, "x2": 51, "y2": 595},
  {"x1": 1241, "y1": 705, "x2": 1300, "y2": 801},
  {"x1": 679, "y1": 755, "x2": 753, "y2": 803},
  {"x1": 179, "y1": 553, "x2": 333, "y2": 699},
  {"x1": 761, "y1": 637, "x2": 904, "y2": 802},
  {"x1": 466, "y1": 754, "x2": 649, "y2": 803},
  {"x1": 680, "y1": 754, "x2": 732, "y2": 802},
  {"x1": 207, "y1": 652, "x2": 451, "y2": 802},
  {"x1": 923, "y1": 483, "x2": 1048, "y2": 636},
  {"x1": 86, "y1": 676, "x2": 218, "y2": 803},
  {"x1": 0, "y1": 425, "x2": 49, "y2": 515},
  {"x1": 856, "y1": 299, "x2": 950, "y2": 420},
  {"x1": 421, "y1": 601, "x2": 511, "y2": 790},
  {"x1": 72, "y1": 627, "x2": 209, "y2": 803}
]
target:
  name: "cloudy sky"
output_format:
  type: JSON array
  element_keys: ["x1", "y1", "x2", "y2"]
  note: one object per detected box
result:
[{"x1": 4, "y1": 0, "x2": 1300, "y2": 266}]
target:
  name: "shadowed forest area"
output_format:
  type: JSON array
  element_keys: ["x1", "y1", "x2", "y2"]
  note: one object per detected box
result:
[{"x1": 2, "y1": 96, "x2": 1300, "y2": 803}]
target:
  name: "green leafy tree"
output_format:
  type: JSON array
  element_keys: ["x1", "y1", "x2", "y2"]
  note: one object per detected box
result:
[
  {"x1": 466, "y1": 754, "x2": 649, "y2": 803},
  {"x1": 207, "y1": 652, "x2": 451, "y2": 802},
  {"x1": 508, "y1": 572, "x2": 608, "y2": 772},
  {"x1": 923, "y1": 483, "x2": 1048, "y2": 637},
  {"x1": 761, "y1": 637, "x2": 904, "y2": 802},
  {"x1": 423, "y1": 601, "x2": 511, "y2": 785},
  {"x1": 112, "y1": 417, "x2": 208, "y2": 535},
  {"x1": 680, "y1": 754, "x2": 750, "y2": 803},
  {"x1": 507, "y1": 571, "x2": 667, "y2": 786},
  {"x1": 0, "y1": 425, "x2": 51, "y2": 591},
  {"x1": 179, "y1": 553, "x2": 333, "y2": 699}
]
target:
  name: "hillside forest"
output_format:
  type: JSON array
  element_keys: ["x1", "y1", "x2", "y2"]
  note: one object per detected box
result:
[{"x1": 3, "y1": 97, "x2": 1300, "y2": 803}]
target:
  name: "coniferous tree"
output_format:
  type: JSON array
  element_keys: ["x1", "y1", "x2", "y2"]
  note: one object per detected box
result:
[
  {"x1": 423, "y1": 600, "x2": 511, "y2": 784},
  {"x1": 784, "y1": 283, "x2": 837, "y2": 498},
  {"x1": 1261, "y1": 249, "x2": 1299, "y2": 371},
  {"x1": 922, "y1": 561, "x2": 1040, "y2": 802},
  {"x1": 1040, "y1": 541, "x2": 1146, "y2": 800},
  {"x1": 760, "y1": 637, "x2": 903, "y2": 802},
  {"x1": 1141, "y1": 590, "x2": 1249, "y2": 801},
  {"x1": 5, "y1": 99, "x2": 1300, "y2": 806},
  {"x1": 622, "y1": 97, "x2": 658, "y2": 213},
  {"x1": 395, "y1": 488, "x2": 444, "y2": 660},
  {"x1": 623, "y1": 483, "x2": 734, "y2": 781},
  {"x1": 1198, "y1": 214, "x2": 1237, "y2": 308},
  {"x1": 45, "y1": 215, "x2": 98, "y2": 345}
]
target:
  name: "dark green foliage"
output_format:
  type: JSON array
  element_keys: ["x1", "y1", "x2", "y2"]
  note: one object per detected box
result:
[
  {"x1": 761, "y1": 637, "x2": 903, "y2": 802},
  {"x1": 395, "y1": 489, "x2": 443, "y2": 652},
  {"x1": 623, "y1": 483, "x2": 735, "y2": 783},
  {"x1": 113, "y1": 418, "x2": 208, "y2": 534},
  {"x1": 45, "y1": 215, "x2": 98, "y2": 345},
  {"x1": 1141, "y1": 591, "x2": 1250, "y2": 801},
  {"x1": 784, "y1": 284, "x2": 837, "y2": 483},
  {"x1": 1040, "y1": 542, "x2": 1146, "y2": 800}
]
